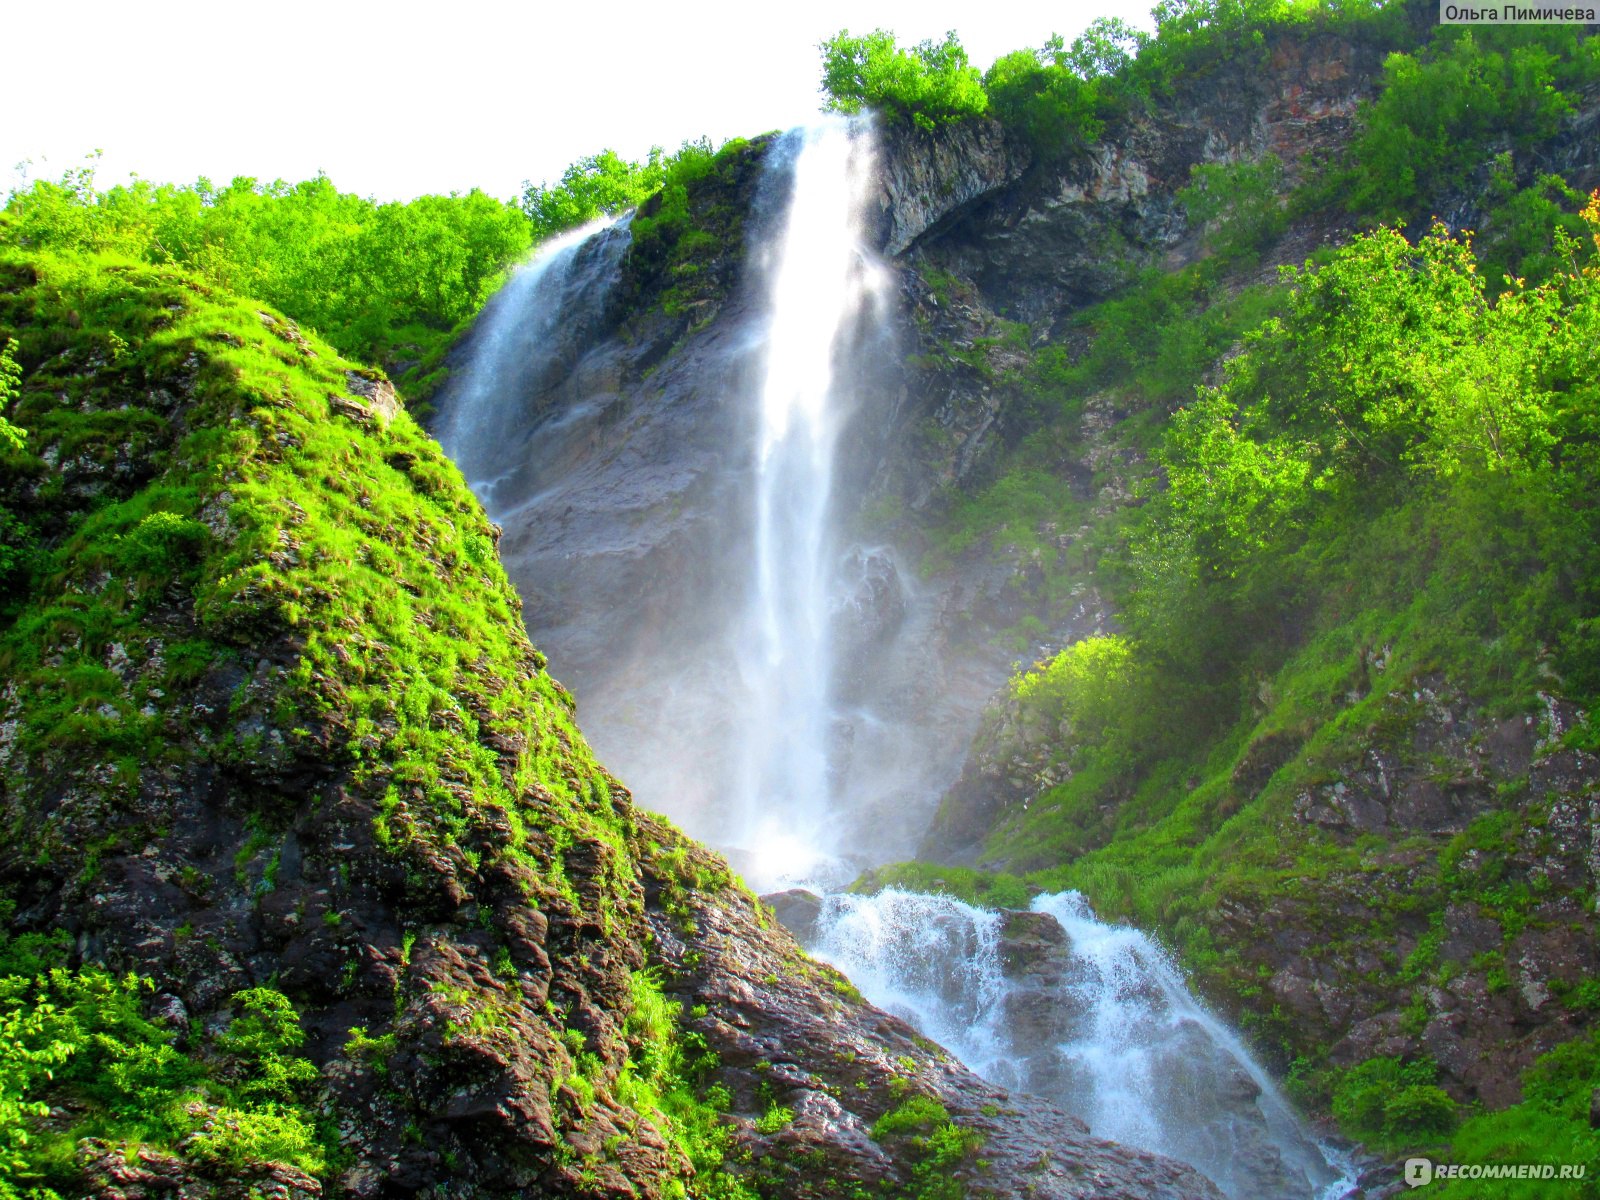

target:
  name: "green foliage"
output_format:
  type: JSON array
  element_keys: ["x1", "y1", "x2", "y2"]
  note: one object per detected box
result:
[
  {"x1": 754, "y1": 1102, "x2": 794, "y2": 1133},
  {"x1": 1044, "y1": 264, "x2": 1283, "y2": 412},
  {"x1": 982, "y1": 20, "x2": 1155, "y2": 163},
  {"x1": 819, "y1": 30, "x2": 988, "y2": 131},
  {"x1": 1340, "y1": 28, "x2": 1600, "y2": 223},
  {"x1": 1332, "y1": 1057, "x2": 1457, "y2": 1149},
  {"x1": 522, "y1": 147, "x2": 668, "y2": 241},
  {"x1": 0, "y1": 337, "x2": 23, "y2": 452},
  {"x1": 1144, "y1": 216, "x2": 1600, "y2": 694},
  {"x1": 520, "y1": 139, "x2": 735, "y2": 247},
  {"x1": 214, "y1": 989, "x2": 318, "y2": 1102},
  {"x1": 872, "y1": 1093, "x2": 951, "y2": 1139},
  {"x1": 111, "y1": 511, "x2": 209, "y2": 583},
  {"x1": 1013, "y1": 636, "x2": 1135, "y2": 745},
  {"x1": 0, "y1": 945, "x2": 325, "y2": 1194},
  {"x1": 1178, "y1": 156, "x2": 1288, "y2": 262},
  {"x1": 623, "y1": 137, "x2": 754, "y2": 316},
  {"x1": 870, "y1": 1094, "x2": 983, "y2": 1200},
  {"x1": 1421, "y1": 1033, "x2": 1600, "y2": 1195},
  {"x1": 983, "y1": 46, "x2": 1104, "y2": 163},
  {"x1": 2, "y1": 164, "x2": 531, "y2": 389},
  {"x1": 615, "y1": 969, "x2": 758, "y2": 1200},
  {"x1": 184, "y1": 1104, "x2": 326, "y2": 1175},
  {"x1": 1477, "y1": 156, "x2": 1593, "y2": 290}
]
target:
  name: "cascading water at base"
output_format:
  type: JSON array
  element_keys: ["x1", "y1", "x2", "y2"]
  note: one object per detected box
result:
[{"x1": 809, "y1": 888, "x2": 1358, "y2": 1200}]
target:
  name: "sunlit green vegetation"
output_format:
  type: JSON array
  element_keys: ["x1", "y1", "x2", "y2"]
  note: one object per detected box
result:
[
  {"x1": 820, "y1": 30, "x2": 989, "y2": 130},
  {"x1": 1, "y1": 162, "x2": 530, "y2": 393},
  {"x1": 520, "y1": 138, "x2": 736, "y2": 245},
  {"x1": 0, "y1": 246, "x2": 748, "y2": 1192},
  {"x1": 0, "y1": 922, "x2": 327, "y2": 1197},
  {"x1": 1337, "y1": 26, "x2": 1600, "y2": 225}
]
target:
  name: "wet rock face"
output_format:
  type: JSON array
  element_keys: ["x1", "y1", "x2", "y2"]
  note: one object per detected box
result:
[
  {"x1": 77, "y1": 1137, "x2": 323, "y2": 1200},
  {"x1": 763, "y1": 888, "x2": 824, "y2": 943},
  {"x1": 830, "y1": 548, "x2": 908, "y2": 704},
  {"x1": 652, "y1": 822, "x2": 1222, "y2": 1200}
]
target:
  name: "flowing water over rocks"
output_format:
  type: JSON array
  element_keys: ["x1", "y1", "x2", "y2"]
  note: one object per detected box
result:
[{"x1": 809, "y1": 888, "x2": 1356, "y2": 1200}]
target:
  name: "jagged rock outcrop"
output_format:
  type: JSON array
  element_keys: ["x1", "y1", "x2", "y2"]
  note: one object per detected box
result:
[
  {"x1": 1217, "y1": 684, "x2": 1600, "y2": 1110},
  {"x1": 872, "y1": 119, "x2": 1027, "y2": 257}
]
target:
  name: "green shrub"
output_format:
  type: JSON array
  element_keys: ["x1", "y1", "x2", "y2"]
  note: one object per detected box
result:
[
  {"x1": 1333, "y1": 1057, "x2": 1456, "y2": 1148},
  {"x1": 819, "y1": 30, "x2": 988, "y2": 131},
  {"x1": 112, "y1": 511, "x2": 209, "y2": 582},
  {"x1": 1341, "y1": 28, "x2": 1600, "y2": 222}
]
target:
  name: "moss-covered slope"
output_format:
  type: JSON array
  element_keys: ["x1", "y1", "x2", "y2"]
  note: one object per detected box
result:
[{"x1": 0, "y1": 248, "x2": 724, "y2": 1196}]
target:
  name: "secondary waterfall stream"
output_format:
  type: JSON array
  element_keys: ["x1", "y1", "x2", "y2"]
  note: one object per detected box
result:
[
  {"x1": 812, "y1": 889, "x2": 1355, "y2": 1200},
  {"x1": 436, "y1": 120, "x2": 1354, "y2": 1199}
]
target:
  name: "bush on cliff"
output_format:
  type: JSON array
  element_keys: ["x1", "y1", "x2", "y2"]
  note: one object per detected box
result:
[{"x1": 819, "y1": 30, "x2": 989, "y2": 130}]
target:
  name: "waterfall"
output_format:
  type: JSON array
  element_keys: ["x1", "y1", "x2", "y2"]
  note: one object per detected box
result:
[
  {"x1": 435, "y1": 215, "x2": 628, "y2": 509},
  {"x1": 433, "y1": 120, "x2": 1355, "y2": 1200},
  {"x1": 811, "y1": 889, "x2": 1356, "y2": 1200},
  {"x1": 729, "y1": 118, "x2": 887, "y2": 891}
]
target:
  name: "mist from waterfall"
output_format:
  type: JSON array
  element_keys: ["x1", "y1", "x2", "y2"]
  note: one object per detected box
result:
[
  {"x1": 732, "y1": 118, "x2": 887, "y2": 889},
  {"x1": 812, "y1": 889, "x2": 1356, "y2": 1200}
]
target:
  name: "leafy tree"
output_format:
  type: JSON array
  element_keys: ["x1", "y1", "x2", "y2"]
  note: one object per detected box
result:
[
  {"x1": 0, "y1": 338, "x2": 22, "y2": 452},
  {"x1": 521, "y1": 147, "x2": 669, "y2": 242},
  {"x1": 819, "y1": 29, "x2": 988, "y2": 130},
  {"x1": 1063, "y1": 17, "x2": 1150, "y2": 78},
  {"x1": 3, "y1": 165, "x2": 532, "y2": 383},
  {"x1": 983, "y1": 43, "x2": 1104, "y2": 161}
]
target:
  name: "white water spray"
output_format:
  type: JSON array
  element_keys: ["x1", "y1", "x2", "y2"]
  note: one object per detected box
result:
[
  {"x1": 731, "y1": 119, "x2": 887, "y2": 890},
  {"x1": 813, "y1": 888, "x2": 1356, "y2": 1200}
]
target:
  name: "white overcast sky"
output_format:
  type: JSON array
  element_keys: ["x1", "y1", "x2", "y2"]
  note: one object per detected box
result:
[{"x1": 6, "y1": 0, "x2": 1154, "y2": 204}]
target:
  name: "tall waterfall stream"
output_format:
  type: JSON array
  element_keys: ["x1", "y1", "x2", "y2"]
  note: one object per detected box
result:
[{"x1": 437, "y1": 120, "x2": 1357, "y2": 1199}]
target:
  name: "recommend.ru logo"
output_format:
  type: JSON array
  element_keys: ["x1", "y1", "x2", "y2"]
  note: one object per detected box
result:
[{"x1": 1405, "y1": 1157, "x2": 1589, "y2": 1187}]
